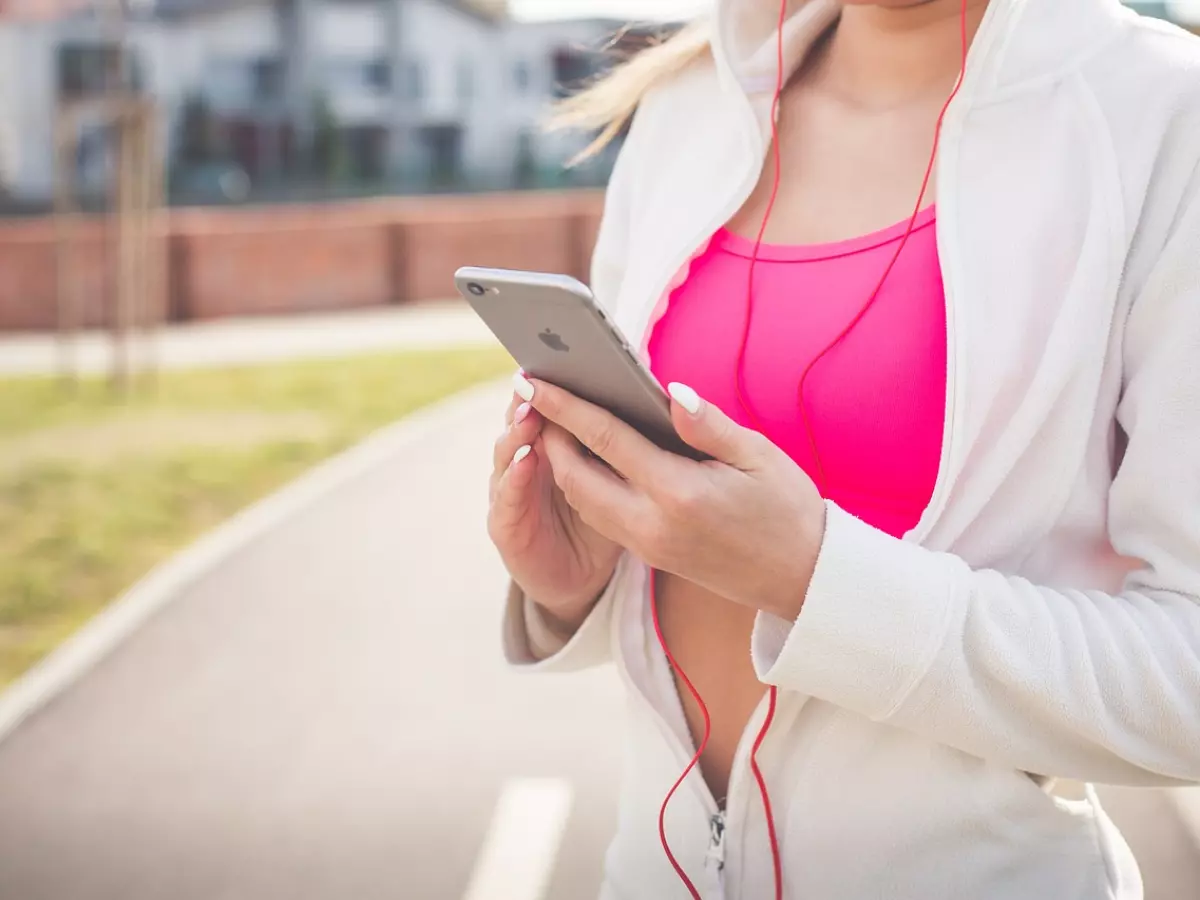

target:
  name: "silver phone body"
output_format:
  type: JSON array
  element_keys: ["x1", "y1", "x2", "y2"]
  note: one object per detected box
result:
[{"x1": 454, "y1": 266, "x2": 704, "y2": 461}]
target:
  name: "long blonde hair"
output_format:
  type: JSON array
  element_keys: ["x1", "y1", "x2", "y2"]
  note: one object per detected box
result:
[{"x1": 549, "y1": 21, "x2": 713, "y2": 162}]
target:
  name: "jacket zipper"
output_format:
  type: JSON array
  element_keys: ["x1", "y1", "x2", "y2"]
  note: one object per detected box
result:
[
  {"x1": 629, "y1": 671, "x2": 778, "y2": 899},
  {"x1": 622, "y1": 75, "x2": 775, "y2": 900},
  {"x1": 623, "y1": 0, "x2": 995, "y2": 888},
  {"x1": 709, "y1": 689, "x2": 776, "y2": 899},
  {"x1": 706, "y1": 808, "x2": 728, "y2": 873}
]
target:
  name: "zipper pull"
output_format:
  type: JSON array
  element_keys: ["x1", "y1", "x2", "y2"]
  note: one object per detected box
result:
[{"x1": 706, "y1": 809, "x2": 727, "y2": 872}]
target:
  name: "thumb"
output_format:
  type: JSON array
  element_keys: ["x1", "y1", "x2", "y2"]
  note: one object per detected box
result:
[{"x1": 667, "y1": 382, "x2": 763, "y2": 468}]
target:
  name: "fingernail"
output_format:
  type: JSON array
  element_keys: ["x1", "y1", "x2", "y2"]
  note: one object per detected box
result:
[
  {"x1": 668, "y1": 382, "x2": 702, "y2": 416},
  {"x1": 514, "y1": 402, "x2": 531, "y2": 424},
  {"x1": 512, "y1": 444, "x2": 532, "y2": 465},
  {"x1": 513, "y1": 372, "x2": 535, "y2": 402}
]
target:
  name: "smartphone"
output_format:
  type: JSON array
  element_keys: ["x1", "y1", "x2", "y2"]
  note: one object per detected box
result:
[{"x1": 454, "y1": 266, "x2": 705, "y2": 461}]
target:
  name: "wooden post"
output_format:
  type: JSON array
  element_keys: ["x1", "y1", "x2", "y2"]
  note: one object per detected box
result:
[
  {"x1": 112, "y1": 106, "x2": 133, "y2": 394},
  {"x1": 145, "y1": 105, "x2": 165, "y2": 387},
  {"x1": 108, "y1": 0, "x2": 132, "y2": 395},
  {"x1": 53, "y1": 110, "x2": 79, "y2": 388},
  {"x1": 129, "y1": 105, "x2": 148, "y2": 387},
  {"x1": 50, "y1": 0, "x2": 162, "y2": 397}
]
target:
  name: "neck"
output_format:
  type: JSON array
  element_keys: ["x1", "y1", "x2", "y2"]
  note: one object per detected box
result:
[{"x1": 813, "y1": 0, "x2": 990, "y2": 108}]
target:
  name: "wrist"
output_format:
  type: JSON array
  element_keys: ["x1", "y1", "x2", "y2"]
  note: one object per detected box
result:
[
  {"x1": 528, "y1": 575, "x2": 612, "y2": 636},
  {"x1": 763, "y1": 497, "x2": 827, "y2": 622},
  {"x1": 532, "y1": 598, "x2": 594, "y2": 639}
]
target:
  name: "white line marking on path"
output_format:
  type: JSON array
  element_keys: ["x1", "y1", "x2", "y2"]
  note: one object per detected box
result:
[{"x1": 461, "y1": 777, "x2": 574, "y2": 900}]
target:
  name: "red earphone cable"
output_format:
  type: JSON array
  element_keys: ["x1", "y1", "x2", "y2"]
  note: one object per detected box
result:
[
  {"x1": 650, "y1": 571, "x2": 710, "y2": 900},
  {"x1": 749, "y1": 681, "x2": 783, "y2": 898},
  {"x1": 655, "y1": 1, "x2": 969, "y2": 897},
  {"x1": 793, "y1": 0, "x2": 971, "y2": 490},
  {"x1": 734, "y1": 0, "x2": 791, "y2": 432},
  {"x1": 727, "y1": 1, "x2": 795, "y2": 897}
]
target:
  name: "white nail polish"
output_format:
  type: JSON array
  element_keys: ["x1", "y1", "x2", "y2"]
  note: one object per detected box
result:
[
  {"x1": 668, "y1": 382, "x2": 702, "y2": 416},
  {"x1": 513, "y1": 444, "x2": 532, "y2": 465},
  {"x1": 513, "y1": 372, "x2": 535, "y2": 402}
]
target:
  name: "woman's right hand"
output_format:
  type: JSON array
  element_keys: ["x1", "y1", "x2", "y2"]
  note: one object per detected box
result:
[{"x1": 489, "y1": 374, "x2": 623, "y2": 632}]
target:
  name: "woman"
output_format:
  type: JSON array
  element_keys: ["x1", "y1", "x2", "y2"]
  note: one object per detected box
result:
[{"x1": 488, "y1": 0, "x2": 1200, "y2": 897}]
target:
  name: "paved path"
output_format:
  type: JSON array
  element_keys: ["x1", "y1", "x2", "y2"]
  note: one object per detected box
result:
[
  {"x1": 0, "y1": 302, "x2": 495, "y2": 376},
  {"x1": 0, "y1": 382, "x2": 1197, "y2": 899}
]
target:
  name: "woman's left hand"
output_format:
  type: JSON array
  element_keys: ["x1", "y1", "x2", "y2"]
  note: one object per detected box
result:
[{"x1": 516, "y1": 373, "x2": 827, "y2": 621}]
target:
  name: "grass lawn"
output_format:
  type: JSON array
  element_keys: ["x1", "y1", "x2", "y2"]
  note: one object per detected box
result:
[{"x1": 0, "y1": 346, "x2": 512, "y2": 688}]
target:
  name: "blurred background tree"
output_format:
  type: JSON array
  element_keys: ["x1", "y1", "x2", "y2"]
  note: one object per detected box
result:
[
  {"x1": 309, "y1": 91, "x2": 348, "y2": 184},
  {"x1": 177, "y1": 94, "x2": 222, "y2": 166}
]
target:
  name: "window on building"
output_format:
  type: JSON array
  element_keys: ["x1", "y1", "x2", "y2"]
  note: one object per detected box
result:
[
  {"x1": 251, "y1": 58, "x2": 283, "y2": 102},
  {"x1": 403, "y1": 61, "x2": 425, "y2": 102},
  {"x1": 132, "y1": 56, "x2": 148, "y2": 92},
  {"x1": 457, "y1": 60, "x2": 473, "y2": 104},
  {"x1": 365, "y1": 59, "x2": 391, "y2": 91},
  {"x1": 57, "y1": 43, "x2": 129, "y2": 98},
  {"x1": 512, "y1": 59, "x2": 531, "y2": 92}
]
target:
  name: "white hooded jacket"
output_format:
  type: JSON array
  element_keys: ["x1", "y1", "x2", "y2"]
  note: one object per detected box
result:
[{"x1": 502, "y1": 1, "x2": 1200, "y2": 897}]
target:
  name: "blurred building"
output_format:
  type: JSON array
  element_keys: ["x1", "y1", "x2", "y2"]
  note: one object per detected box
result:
[
  {"x1": 0, "y1": 0, "x2": 623, "y2": 204},
  {"x1": 5, "y1": 0, "x2": 1192, "y2": 207}
]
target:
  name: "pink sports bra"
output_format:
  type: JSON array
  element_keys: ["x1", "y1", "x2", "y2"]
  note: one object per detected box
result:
[{"x1": 648, "y1": 207, "x2": 947, "y2": 539}]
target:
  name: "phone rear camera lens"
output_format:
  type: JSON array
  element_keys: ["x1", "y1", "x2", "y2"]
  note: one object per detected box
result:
[{"x1": 467, "y1": 282, "x2": 486, "y2": 296}]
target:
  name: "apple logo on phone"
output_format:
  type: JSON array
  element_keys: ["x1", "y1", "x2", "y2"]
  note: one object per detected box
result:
[{"x1": 539, "y1": 329, "x2": 570, "y2": 352}]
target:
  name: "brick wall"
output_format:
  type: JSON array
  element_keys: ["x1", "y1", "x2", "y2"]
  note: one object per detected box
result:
[
  {"x1": 396, "y1": 193, "x2": 602, "y2": 303},
  {"x1": 170, "y1": 204, "x2": 397, "y2": 321},
  {"x1": 0, "y1": 219, "x2": 117, "y2": 331},
  {"x1": 0, "y1": 190, "x2": 605, "y2": 331}
]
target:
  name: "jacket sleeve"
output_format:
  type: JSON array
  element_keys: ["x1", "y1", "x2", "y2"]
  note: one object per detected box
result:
[
  {"x1": 499, "y1": 114, "x2": 640, "y2": 672},
  {"x1": 501, "y1": 558, "x2": 628, "y2": 671},
  {"x1": 750, "y1": 178, "x2": 1200, "y2": 788}
]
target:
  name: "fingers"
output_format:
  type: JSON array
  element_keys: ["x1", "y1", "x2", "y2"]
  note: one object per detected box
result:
[
  {"x1": 503, "y1": 369, "x2": 535, "y2": 427},
  {"x1": 490, "y1": 440, "x2": 540, "y2": 534},
  {"x1": 517, "y1": 373, "x2": 671, "y2": 488},
  {"x1": 504, "y1": 390, "x2": 523, "y2": 427},
  {"x1": 667, "y1": 381, "x2": 770, "y2": 471},
  {"x1": 540, "y1": 423, "x2": 641, "y2": 540},
  {"x1": 494, "y1": 398, "x2": 542, "y2": 475}
]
